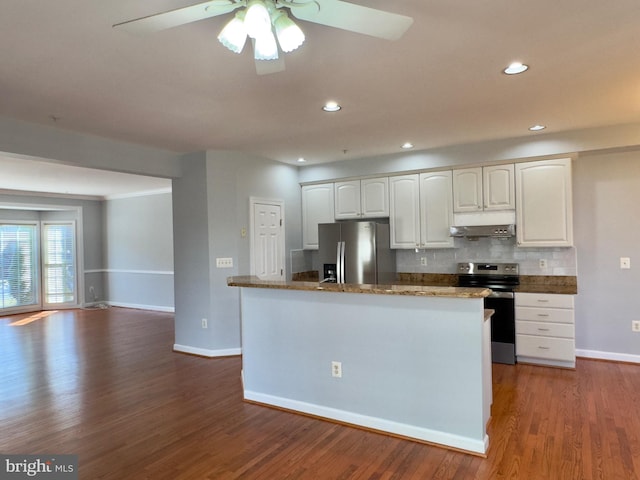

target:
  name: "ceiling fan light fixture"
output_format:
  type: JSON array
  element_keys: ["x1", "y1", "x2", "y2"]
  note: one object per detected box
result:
[
  {"x1": 244, "y1": 0, "x2": 272, "y2": 39},
  {"x1": 254, "y1": 32, "x2": 279, "y2": 60},
  {"x1": 273, "y1": 11, "x2": 305, "y2": 53},
  {"x1": 217, "y1": 11, "x2": 247, "y2": 54}
]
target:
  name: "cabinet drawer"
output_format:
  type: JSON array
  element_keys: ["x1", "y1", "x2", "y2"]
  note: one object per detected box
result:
[
  {"x1": 516, "y1": 321, "x2": 574, "y2": 338},
  {"x1": 515, "y1": 293, "x2": 574, "y2": 309},
  {"x1": 516, "y1": 334, "x2": 575, "y2": 361},
  {"x1": 515, "y1": 307, "x2": 574, "y2": 324}
]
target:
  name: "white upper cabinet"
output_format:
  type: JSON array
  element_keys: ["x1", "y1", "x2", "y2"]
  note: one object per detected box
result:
[
  {"x1": 389, "y1": 174, "x2": 421, "y2": 248},
  {"x1": 483, "y1": 164, "x2": 515, "y2": 210},
  {"x1": 515, "y1": 158, "x2": 573, "y2": 247},
  {"x1": 334, "y1": 177, "x2": 389, "y2": 219},
  {"x1": 453, "y1": 165, "x2": 515, "y2": 212},
  {"x1": 301, "y1": 183, "x2": 335, "y2": 250},
  {"x1": 420, "y1": 171, "x2": 455, "y2": 248},
  {"x1": 334, "y1": 180, "x2": 361, "y2": 219},
  {"x1": 361, "y1": 177, "x2": 389, "y2": 218},
  {"x1": 453, "y1": 167, "x2": 483, "y2": 212},
  {"x1": 389, "y1": 172, "x2": 454, "y2": 249}
]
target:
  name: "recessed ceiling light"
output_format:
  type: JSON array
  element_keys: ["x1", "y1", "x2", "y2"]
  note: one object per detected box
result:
[
  {"x1": 528, "y1": 124, "x2": 546, "y2": 131},
  {"x1": 401, "y1": 142, "x2": 414, "y2": 149},
  {"x1": 503, "y1": 62, "x2": 529, "y2": 75},
  {"x1": 322, "y1": 101, "x2": 341, "y2": 112},
  {"x1": 297, "y1": 157, "x2": 306, "y2": 163}
]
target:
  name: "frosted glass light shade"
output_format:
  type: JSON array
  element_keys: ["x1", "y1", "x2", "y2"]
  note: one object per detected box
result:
[
  {"x1": 217, "y1": 13, "x2": 247, "y2": 53},
  {"x1": 244, "y1": 0, "x2": 271, "y2": 39},
  {"x1": 273, "y1": 11, "x2": 305, "y2": 53},
  {"x1": 254, "y1": 32, "x2": 279, "y2": 60}
]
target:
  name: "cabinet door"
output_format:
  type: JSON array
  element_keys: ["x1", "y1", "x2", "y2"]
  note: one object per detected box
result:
[
  {"x1": 361, "y1": 177, "x2": 389, "y2": 218},
  {"x1": 516, "y1": 158, "x2": 573, "y2": 247},
  {"x1": 301, "y1": 183, "x2": 335, "y2": 249},
  {"x1": 419, "y1": 171, "x2": 454, "y2": 248},
  {"x1": 334, "y1": 180, "x2": 361, "y2": 219},
  {"x1": 453, "y1": 167, "x2": 483, "y2": 212},
  {"x1": 389, "y1": 174, "x2": 420, "y2": 249},
  {"x1": 483, "y1": 164, "x2": 515, "y2": 210}
]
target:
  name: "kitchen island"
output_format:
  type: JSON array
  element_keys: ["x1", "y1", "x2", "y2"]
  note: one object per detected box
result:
[{"x1": 228, "y1": 276, "x2": 493, "y2": 456}]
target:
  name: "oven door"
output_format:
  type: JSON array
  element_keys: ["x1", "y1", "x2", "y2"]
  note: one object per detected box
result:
[{"x1": 484, "y1": 291, "x2": 516, "y2": 365}]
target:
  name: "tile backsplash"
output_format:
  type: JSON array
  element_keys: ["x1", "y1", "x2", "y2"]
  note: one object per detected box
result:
[{"x1": 397, "y1": 237, "x2": 577, "y2": 276}]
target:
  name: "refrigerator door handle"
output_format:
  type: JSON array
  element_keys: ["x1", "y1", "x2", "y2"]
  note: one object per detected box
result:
[
  {"x1": 336, "y1": 242, "x2": 342, "y2": 283},
  {"x1": 340, "y1": 242, "x2": 346, "y2": 283},
  {"x1": 336, "y1": 242, "x2": 344, "y2": 283}
]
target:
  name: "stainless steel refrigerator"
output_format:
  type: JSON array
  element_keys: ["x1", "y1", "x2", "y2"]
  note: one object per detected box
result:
[{"x1": 318, "y1": 222, "x2": 396, "y2": 284}]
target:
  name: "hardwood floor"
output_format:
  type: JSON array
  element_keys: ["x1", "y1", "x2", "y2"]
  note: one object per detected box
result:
[{"x1": 1, "y1": 308, "x2": 639, "y2": 479}]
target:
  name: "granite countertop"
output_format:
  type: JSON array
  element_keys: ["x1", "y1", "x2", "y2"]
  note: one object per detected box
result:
[
  {"x1": 228, "y1": 276, "x2": 491, "y2": 298},
  {"x1": 396, "y1": 273, "x2": 578, "y2": 295}
]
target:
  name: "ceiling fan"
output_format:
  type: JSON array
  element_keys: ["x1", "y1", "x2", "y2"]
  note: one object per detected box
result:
[{"x1": 113, "y1": 0, "x2": 414, "y2": 75}]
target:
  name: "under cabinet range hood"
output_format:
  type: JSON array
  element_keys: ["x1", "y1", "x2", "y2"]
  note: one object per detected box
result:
[{"x1": 449, "y1": 224, "x2": 516, "y2": 239}]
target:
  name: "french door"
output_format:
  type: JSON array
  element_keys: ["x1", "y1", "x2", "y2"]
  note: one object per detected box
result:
[
  {"x1": 42, "y1": 222, "x2": 77, "y2": 308},
  {"x1": 0, "y1": 224, "x2": 38, "y2": 310},
  {"x1": 0, "y1": 221, "x2": 77, "y2": 313}
]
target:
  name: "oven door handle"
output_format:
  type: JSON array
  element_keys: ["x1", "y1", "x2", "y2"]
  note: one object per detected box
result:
[{"x1": 487, "y1": 291, "x2": 514, "y2": 299}]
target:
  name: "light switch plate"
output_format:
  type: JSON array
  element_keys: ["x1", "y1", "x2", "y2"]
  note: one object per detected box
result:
[
  {"x1": 620, "y1": 257, "x2": 631, "y2": 269},
  {"x1": 216, "y1": 257, "x2": 233, "y2": 268}
]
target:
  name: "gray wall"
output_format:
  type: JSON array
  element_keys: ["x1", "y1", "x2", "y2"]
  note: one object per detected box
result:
[
  {"x1": 0, "y1": 116, "x2": 180, "y2": 178},
  {"x1": 103, "y1": 192, "x2": 174, "y2": 310},
  {"x1": 1, "y1": 114, "x2": 640, "y2": 360},
  {"x1": 573, "y1": 150, "x2": 640, "y2": 357},
  {"x1": 298, "y1": 137, "x2": 640, "y2": 360},
  {"x1": 172, "y1": 150, "x2": 301, "y2": 356}
]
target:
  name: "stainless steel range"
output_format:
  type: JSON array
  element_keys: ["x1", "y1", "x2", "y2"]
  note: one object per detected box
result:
[{"x1": 457, "y1": 262, "x2": 519, "y2": 364}]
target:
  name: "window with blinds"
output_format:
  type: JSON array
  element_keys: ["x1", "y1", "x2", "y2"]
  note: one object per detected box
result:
[
  {"x1": 43, "y1": 223, "x2": 76, "y2": 305},
  {"x1": 0, "y1": 224, "x2": 38, "y2": 309}
]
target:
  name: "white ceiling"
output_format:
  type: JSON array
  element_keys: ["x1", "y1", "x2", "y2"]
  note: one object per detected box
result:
[{"x1": 1, "y1": 0, "x2": 640, "y2": 196}]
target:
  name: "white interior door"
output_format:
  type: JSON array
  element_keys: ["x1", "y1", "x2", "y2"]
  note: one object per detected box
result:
[{"x1": 251, "y1": 200, "x2": 284, "y2": 280}]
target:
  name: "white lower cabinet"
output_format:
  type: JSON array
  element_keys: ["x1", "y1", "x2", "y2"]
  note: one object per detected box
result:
[{"x1": 515, "y1": 293, "x2": 575, "y2": 368}]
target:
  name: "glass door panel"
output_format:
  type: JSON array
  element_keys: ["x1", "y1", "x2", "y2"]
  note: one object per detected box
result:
[
  {"x1": 42, "y1": 222, "x2": 77, "y2": 307},
  {"x1": 0, "y1": 224, "x2": 39, "y2": 311}
]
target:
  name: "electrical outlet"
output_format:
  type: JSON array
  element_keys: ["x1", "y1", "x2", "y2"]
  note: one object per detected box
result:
[
  {"x1": 539, "y1": 259, "x2": 547, "y2": 268},
  {"x1": 201, "y1": 318, "x2": 208, "y2": 329},
  {"x1": 632, "y1": 321, "x2": 640, "y2": 332},
  {"x1": 216, "y1": 257, "x2": 233, "y2": 268},
  {"x1": 620, "y1": 257, "x2": 631, "y2": 269},
  {"x1": 420, "y1": 257, "x2": 427, "y2": 266},
  {"x1": 331, "y1": 361, "x2": 342, "y2": 378}
]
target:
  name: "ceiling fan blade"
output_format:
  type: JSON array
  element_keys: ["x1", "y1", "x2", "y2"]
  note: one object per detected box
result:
[
  {"x1": 289, "y1": 0, "x2": 413, "y2": 41},
  {"x1": 113, "y1": 0, "x2": 242, "y2": 34},
  {"x1": 255, "y1": 57, "x2": 286, "y2": 75}
]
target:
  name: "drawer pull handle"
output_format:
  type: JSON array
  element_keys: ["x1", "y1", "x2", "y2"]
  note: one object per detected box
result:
[
  {"x1": 537, "y1": 299, "x2": 550, "y2": 303},
  {"x1": 537, "y1": 328, "x2": 550, "y2": 332},
  {"x1": 538, "y1": 346, "x2": 550, "y2": 350},
  {"x1": 537, "y1": 314, "x2": 550, "y2": 317}
]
